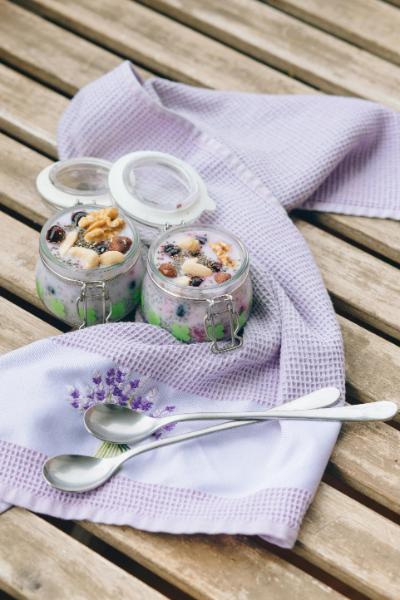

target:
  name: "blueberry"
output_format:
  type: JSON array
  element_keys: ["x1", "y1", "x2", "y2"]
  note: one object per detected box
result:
[
  {"x1": 163, "y1": 243, "x2": 181, "y2": 256},
  {"x1": 129, "y1": 280, "x2": 136, "y2": 290},
  {"x1": 47, "y1": 286, "x2": 56, "y2": 295},
  {"x1": 210, "y1": 260, "x2": 222, "y2": 272},
  {"x1": 46, "y1": 225, "x2": 65, "y2": 243},
  {"x1": 176, "y1": 304, "x2": 186, "y2": 317},
  {"x1": 196, "y1": 235, "x2": 207, "y2": 245},
  {"x1": 95, "y1": 242, "x2": 108, "y2": 255},
  {"x1": 190, "y1": 277, "x2": 203, "y2": 287},
  {"x1": 71, "y1": 211, "x2": 87, "y2": 226}
]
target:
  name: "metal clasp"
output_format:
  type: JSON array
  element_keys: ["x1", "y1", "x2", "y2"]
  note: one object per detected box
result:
[
  {"x1": 204, "y1": 294, "x2": 243, "y2": 354},
  {"x1": 76, "y1": 281, "x2": 112, "y2": 329}
]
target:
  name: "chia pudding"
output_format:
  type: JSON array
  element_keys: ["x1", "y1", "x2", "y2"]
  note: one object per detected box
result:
[
  {"x1": 36, "y1": 205, "x2": 145, "y2": 327},
  {"x1": 141, "y1": 225, "x2": 252, "y2": 345}
]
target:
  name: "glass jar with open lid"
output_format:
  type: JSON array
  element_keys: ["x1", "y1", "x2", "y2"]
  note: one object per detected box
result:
[
  {"x1": 36, "y1": 158, "x2": 145, "y2": 327},
  {"x1": 107, "y1": 151, "x2": 253, "y2": 353}
]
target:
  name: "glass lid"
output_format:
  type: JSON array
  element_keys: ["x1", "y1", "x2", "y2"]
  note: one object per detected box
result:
[
  {"x1": 108, "y1": 151, "x2": 215, "y2": 227},
  {"x1": 36, "y1": 158, "x2": 112, "y2": 209}
]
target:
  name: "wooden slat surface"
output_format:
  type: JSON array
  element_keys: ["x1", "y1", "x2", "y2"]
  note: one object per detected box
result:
[
  {"x1": 16, "y1": 0, "x2": 311, "y2": 94},
  {"x1": 0, "y1": 301, "x2": 345, "y2": 600},
  {"x1": 0, "y1": 507, "x2": 165, "y2": 600},
  {"x1": 0, "y1": 1, "x2": 150, "y2": 94},
  {"x1": 2, "y1": 286, "x2": 400, "y2": 598},
  {"x1": 1, "y1": 2, "x2": 400, "y2": 598},
  {"x1": 265, "y1": 0, "x2": 400, "y2": 65},
  {"x1": 1, "y1": 12, "x2": 399, "y2": 267},
  {"x1": 138, "y1": 0, "x2": 400, "y2": 109}
]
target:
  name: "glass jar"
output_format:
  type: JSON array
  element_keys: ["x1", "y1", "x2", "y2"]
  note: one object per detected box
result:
[
  {"x1": 141, "y1": 225, "x2": 252, "y2": 352},
  {"x1": 36, "y1": 205, "x2": 144, "y2": 327}
]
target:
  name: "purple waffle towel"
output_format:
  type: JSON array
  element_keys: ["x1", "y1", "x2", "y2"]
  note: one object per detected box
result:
[{"x1": 0, "y1": 62, "x2": 399, "y2": 548}]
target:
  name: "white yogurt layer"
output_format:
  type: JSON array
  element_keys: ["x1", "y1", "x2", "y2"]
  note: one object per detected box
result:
[{"x1": 154, "y1": 229, "x2": 243, "y2": 289}]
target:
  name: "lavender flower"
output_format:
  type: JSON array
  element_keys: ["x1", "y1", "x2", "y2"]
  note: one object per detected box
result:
[{"x1": 66, "y1": 367, "x2": 176, "y2": 439}]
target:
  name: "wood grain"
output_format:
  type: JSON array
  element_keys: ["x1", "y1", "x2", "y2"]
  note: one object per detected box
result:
[
  {"x1": 138, "y1": 0, "x2": 400, "y2": 109},
  {"x1": 0, "y1": 63, "x2": 61, "y2": 156},
  {"x1": 0, "y1": 507, "x2": 165, "y2": 600},
  {"x1": 265, "y1": 0, "x2": 400, "y2": 66},
  {"x1": 17, "y1": 0, "x2": 312, "y2": 94},
  {"x1": 308, "y1": 211, "x2": 400, "y2": 264},
  {"x1": 0, "y1": 303, "x2": 345, "y2": 600},
  {"x1": 296, "y1": 219, "x2": 400, "y2": 340},
  {"x1": 0, "y1": 297, "x2": 58, "y2": 353},
  {"x1": 0, "y1": 1, "x2": 149, "y2": 95}
]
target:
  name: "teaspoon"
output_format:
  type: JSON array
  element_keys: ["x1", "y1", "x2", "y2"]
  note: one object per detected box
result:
[
  {"x1": 44, "y1": 400, "x2": 397, "y2": 493},
  {"x1": 84, "y1": 386, "x2": 340, "y2": 444}
]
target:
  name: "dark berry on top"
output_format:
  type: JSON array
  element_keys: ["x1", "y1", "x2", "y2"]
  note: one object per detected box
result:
[
  {"x1": 129, "y1": 280, "x2": 136, "y2": 290},
  {"x1": 71, "y1": 211, "x2": 87, "y2": 226},
  {"x1": 46, "y1": 225, "x2": 65, "y2": 243},
  {"x1": 210, "y1": 260, "x2": 222, "y2": 272},
  {"x1": 176, "y1": 304, "x2": 186, "y2": 317},
  {"x1": 163, "y1": 243, "x2": 181, "y2": 256},
  {"x1": 190, "y1": 276, "x2": 203, "y2": 287},
  {"x1": 95, "y1": 242, "x2": 109, "y2": 255},
  {"x1": 196, "y1": 235, "x2": 207, "y2": 245}
]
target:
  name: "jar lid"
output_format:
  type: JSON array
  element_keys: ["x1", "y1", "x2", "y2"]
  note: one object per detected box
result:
[
  {"x1": 108, "y1": 151, "x2": 215, "y2": 227},
  {"x1": 36, "y1": 158, "x2": 112, "y2": 209}
]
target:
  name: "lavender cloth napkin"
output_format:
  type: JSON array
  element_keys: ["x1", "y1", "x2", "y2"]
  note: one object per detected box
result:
[{"x1": 0, "y1": 62, "x2": 399, "y2": 548}]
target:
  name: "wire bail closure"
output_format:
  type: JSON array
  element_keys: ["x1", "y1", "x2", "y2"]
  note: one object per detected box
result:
[
  {"x1": 76, "y1": 281, "x2": 112, "y2": 329},
  {"x1": 204, "y1": 294, "x2": 243, "y2": 354}
]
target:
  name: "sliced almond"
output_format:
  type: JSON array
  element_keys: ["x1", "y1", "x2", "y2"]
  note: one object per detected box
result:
[
  {"x1": 182, "y1": 258, "x2": 212, "y2": 277},
  {"x1": 68, "y1": 246, "x2": 100, "y2": 269},
  {"x1": 59, "y1": 230, "x2": 78, "y2": 257},
  {"x1": 99, "y1": 250, "x2": 125, "y2": 266},
  {"x1": 177, "y1": 236, "x2": 201, "y2": 254}
]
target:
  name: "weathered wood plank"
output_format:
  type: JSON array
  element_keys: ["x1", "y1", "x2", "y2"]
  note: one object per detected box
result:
[
  {"x1": 17, "y1": 0, "x2": 312, "y2": 94},
  {"x1": 265, "y1": 0, "x2": 400, "y2": 66},
  {"x1": 0, "y1": 303, "x2": 345, "y2": 600},
  {"x1": 294, "y1": 482, "x2": 400, "y2": 599},
  {"x1": 0, "y1": 507, "x2": 166, "y2": 600},
  {"x1": 0, "y1": 1, "x2": 149, "y2": 95},
  {"x1": 308, "y1": 211, "x2": 400, "y2": 265},
  {"x1": 0, "y1": 297, "x2": 58, "y2": 353},
  {"x1": 295, "y1": 219, "x2": 400, "y2": 340},
  {"x1": 138, "y1": 0, "x2": 400, "y2": 109},
  {"x1": 85, "y1": 484, "x2": 400, "y2": 600},
  {"x1": 0, "y1": 63, "x2": 61, "y2": 156},
  {"x1": 1, "y1": 209, "x2": 399, "y2": 513}
]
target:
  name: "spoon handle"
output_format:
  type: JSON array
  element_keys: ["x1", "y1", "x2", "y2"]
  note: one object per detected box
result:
[
  {"x1": 162, "y1": 386, "x2": 341, "y2": 426},
  {"x1": 117, "y1": 401, "x2": 397, "y2": 466}
]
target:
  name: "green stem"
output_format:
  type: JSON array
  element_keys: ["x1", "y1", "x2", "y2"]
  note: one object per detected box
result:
[{"x1": 94, "y1": 441, "x2": 130, "y2": 458}]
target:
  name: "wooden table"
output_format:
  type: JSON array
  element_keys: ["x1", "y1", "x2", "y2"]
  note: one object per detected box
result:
[{"x1": 1, "y1": 1, "x2": 400, "y2": 598}]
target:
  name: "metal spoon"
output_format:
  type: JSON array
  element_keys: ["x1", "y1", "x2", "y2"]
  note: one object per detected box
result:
[
  {"x1": 44, "y1": 400, "x2": 397, "y2": 493},
  {"x1": 84, "y1": 386, "x2": 341, "y2": 444}
]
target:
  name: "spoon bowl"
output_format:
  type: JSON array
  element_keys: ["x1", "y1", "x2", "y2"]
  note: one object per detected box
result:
[
  {"x1": 43, "y1": 454, "x2": 120, "y2": 492},
  {"x1": 84, "y1": 403, "x2": 158, "y2": 444}
]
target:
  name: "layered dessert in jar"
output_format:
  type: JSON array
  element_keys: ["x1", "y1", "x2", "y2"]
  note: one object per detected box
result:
[
  {"x1": 141, "y1": 225, "x2": 252, "y2": 348},
  {"x1": 36, "y1": 205, "x2": 144, "y2": 327}
]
